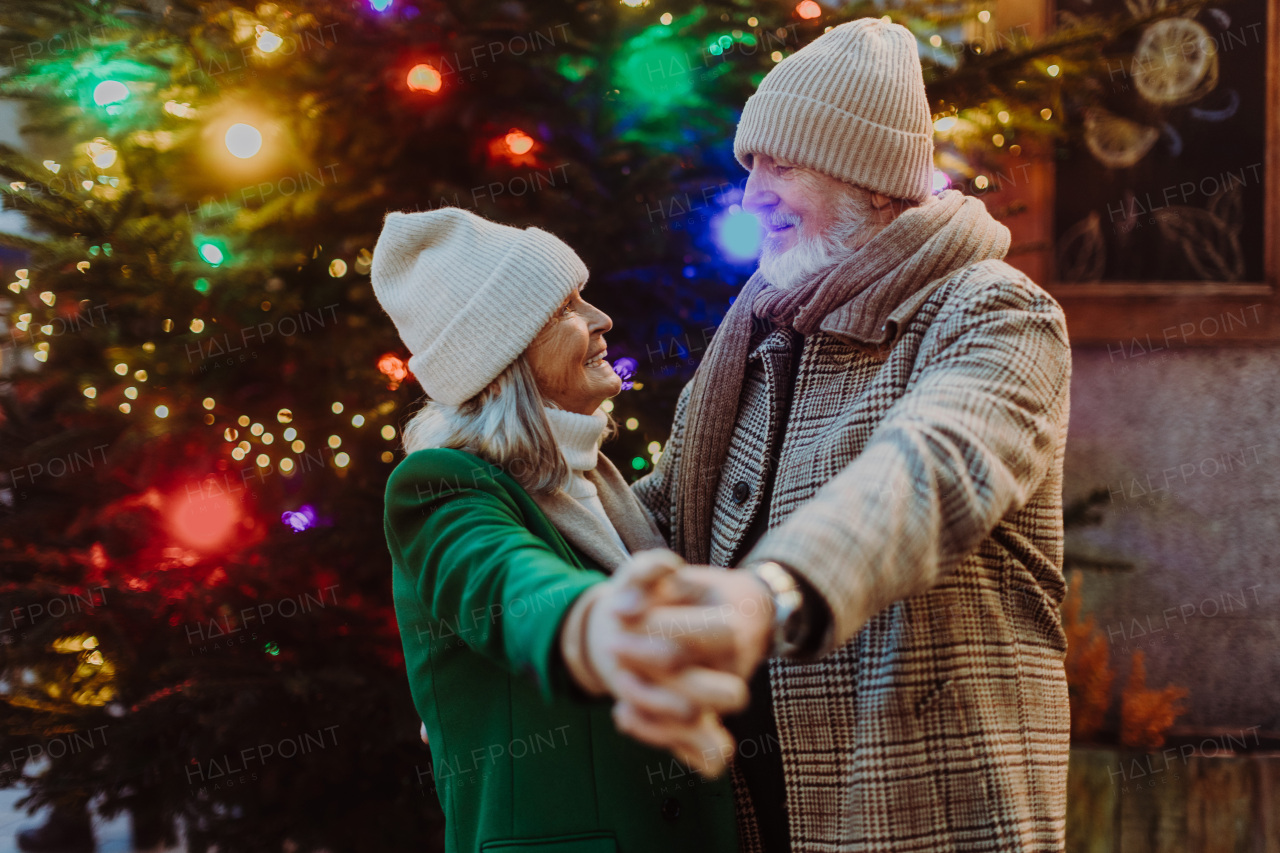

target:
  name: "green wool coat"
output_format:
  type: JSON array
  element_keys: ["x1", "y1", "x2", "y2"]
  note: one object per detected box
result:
[{"x1": 385, "y1": 447, "x2": 740, "y2": 853}]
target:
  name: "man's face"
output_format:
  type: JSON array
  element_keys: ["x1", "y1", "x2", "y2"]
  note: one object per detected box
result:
[
  {"x1": 742, "y1": 153, "x2": 878, "y2": 288},
  {"x1": 742, "y1": 153, "x2": 854, "y2": 255}
]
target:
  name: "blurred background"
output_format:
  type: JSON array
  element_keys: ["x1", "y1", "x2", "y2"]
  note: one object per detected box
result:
[{"x1": 0, "y1": 0, "x2": 1275, "y2": 851}]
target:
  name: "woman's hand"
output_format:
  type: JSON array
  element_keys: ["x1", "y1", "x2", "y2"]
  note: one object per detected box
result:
[{"x1": 558, "y1": 549, "x2": 754, "y2": 779}]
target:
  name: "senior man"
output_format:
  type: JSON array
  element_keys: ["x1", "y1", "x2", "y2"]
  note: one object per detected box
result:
[{"x1": 610, "y1": 17, "x2": 1074, "y2": 853}]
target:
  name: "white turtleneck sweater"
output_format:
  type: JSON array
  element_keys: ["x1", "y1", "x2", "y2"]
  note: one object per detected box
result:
[{"x1": 542, "y1": 407, "x2": 630, "y2": 557}]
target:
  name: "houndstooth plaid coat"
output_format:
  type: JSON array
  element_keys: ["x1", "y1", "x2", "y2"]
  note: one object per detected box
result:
[{"x1": 633, "y1": 259, "x2": 1072, "y2": 852}]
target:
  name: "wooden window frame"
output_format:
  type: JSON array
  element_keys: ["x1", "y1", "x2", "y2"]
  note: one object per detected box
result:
[{"x1": 996, "y1": 0, "x2": 1279, "y2": 345}]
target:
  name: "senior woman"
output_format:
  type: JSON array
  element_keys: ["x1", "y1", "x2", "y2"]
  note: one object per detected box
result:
[{"x1": 371, "y1": 208, "x2": 744, "y2": 853}]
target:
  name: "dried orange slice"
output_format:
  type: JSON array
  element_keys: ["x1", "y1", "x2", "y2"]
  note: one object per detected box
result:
[
  {"x1": 1132, "y1": 18, "x2": 1219, "y2": 106},
  {"x1": 1083, "y1": 107, "x2": 1160, "y2": 169}
]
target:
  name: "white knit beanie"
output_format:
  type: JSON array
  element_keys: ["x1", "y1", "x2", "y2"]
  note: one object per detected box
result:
[
  {"x1": 734, "y1": 18, "x2": 935, "y2": 202},
  {"x1": 371, "y1": 208, "x2": 586, "y2": 406}
]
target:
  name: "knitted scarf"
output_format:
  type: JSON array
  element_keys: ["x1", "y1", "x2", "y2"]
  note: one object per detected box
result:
[{"x1": 672, "y1": 189, "x2": 1011, "y2": 565}]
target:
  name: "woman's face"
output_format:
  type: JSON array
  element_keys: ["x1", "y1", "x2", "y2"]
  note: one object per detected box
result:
[{"x1": 525, "y1": 288, "x2": 622, "y2": 415}]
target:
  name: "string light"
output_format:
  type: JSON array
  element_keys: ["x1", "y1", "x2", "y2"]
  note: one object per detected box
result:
[
  {"x1": 929, "y1": 34, "x2": 943, "y2": 47},
  {"x1": 283, "y1": 428, "x2": 297, "y2": 441},
  {"x1": 407, "y1": 63, "x2": 443, "y2": 93},
  {"x1": 115, "y1": 363, "x2": 129, "y2": 376},
  {"x1": 659, "y1": 12, "x2": 673, "y2": 24},
  {"x1": 504, "y1": 129, "x2": 534, "y2": 156},
  {"x1": 1047, "y1": 64, "x2": 1060, "y2": 77},
  {"x1": 255, "y1": 27, "x2": 283, "y2": 52},
  {"x1": 998, "y1": 110, "x2": 1010, "y2": 123},
  {"x1": 134, "y1": 369, "x2": 147, "y2": 381},
  {"x1": 190, "y1": 319, "x2": 205, "y2": 332},
  {"x1": 262, "y1": 433, "x2": 274, "y2": 444},
  {"x1": 124, "y1": 387, "x2": 138, "y2": 399},
  {"x1": 256, "y1": 454, "x2": 270, "y2": 468},
  {"x1": 1041, "y1": 108, "x2": 1053, "y2": 120},
  {"x1": 277, "y1": 409, "x2": 293, "y2": 423},
  {"x1": 381, "y1": 425, "x2": 396, "y2": 440},
  {"x1": 974, "y1": 176, "x2": 989, "y2": 189},
  {"x1": 796, "y1": 1, "x2": 822, "y2": 19},
  {"x1": 291, "y1": 440, "x2": 305, "y2": 453},
  {"x1": 334, "y1": 453, "x2": 350, "y2": 468},
  {"x1": 119, "y1": 403, "x2": 131, "y2": 413},
  {"x1": 224, "y1": 428, "x2": 238, "y2": 441},
  {"x1": 225, "y1": 123, "x2": 263, "y2": 159},
  {"x1": 250, "y1": 422, "x2": 264, "y2": 436},
  {"x1": 351, "y1": 414, "x2": 365, "y2": 427},
  {"x1": 328, "y1": 435, "x2": 342, "y2": 448},
  {"x1": 238, "y1": 415, "x2": 250, "y2": 426},
  {"x1": 155, "y1": 405, "x2": 169, "y2": 418},
  {"x1": 331, "y1": 402, "x2": 343, "y2": 414},
  {"x1": 93, "y1": 81, "x2": 129, "y2": 107},
  {"x1": 978, "y1": 9, "x2": 991, "y2": 22},
  {"x1": 992, "y1": 134, "x2": 1005, "y2": 146},
  {"x1": 329, "y1": 259, "x2": 347, "y2": 277},
  {"x1": 203, "y1": 397, "x2": 215, "y2": 409},
  {"x1": 625, "y1": 418, "x2": 639, "y2": 430},
  {"x1": 84, "y1": 387, "x2": 97, "y2": 399}
]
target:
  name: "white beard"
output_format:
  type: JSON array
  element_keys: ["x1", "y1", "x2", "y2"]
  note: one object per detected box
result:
[{"x1": 757, "y1": 193, "x2": 869, "y2": 289}]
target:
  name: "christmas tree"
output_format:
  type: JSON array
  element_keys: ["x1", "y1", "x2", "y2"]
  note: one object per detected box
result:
[{"x1": 0, "y1": 0, "x2": 1214, "y2": 850}]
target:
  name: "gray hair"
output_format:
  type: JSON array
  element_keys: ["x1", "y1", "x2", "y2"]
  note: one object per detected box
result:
[{"x1": 400, "y1": 353, "x2": 614, "y2": 496}]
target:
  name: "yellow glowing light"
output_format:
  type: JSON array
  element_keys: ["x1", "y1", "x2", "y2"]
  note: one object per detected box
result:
[
  {"x1": 115, "y1": 363, "x2": 128, "y2": 375},
  {"x1": 329, "y1": 259, "x2": 348, "y2": 277},
  {"x1": 975, "y1": 176, "x2": 990, "y2": 189},
  {"x1": 134, "y1": 369, "x2": 147, "y2": 382},
  {"x1": 163, "y1": 319, "x2": 173, "y2": 332},
  {"x1": 231, "y1": 447, "x2": 246, "y2": 460},
  {"x1": 82, "y1": 180, "x2": 94, "y2": 190},
  {"x1": 1041, "y1": 108, "x2": 1053, "y2": 120},
  {"x1": 256, "y1": 454, "x2": 270, "y2": 468},
  {"x1": 190, "y1": 319, "x2": 204, "y2": 332},
  {"x1": 1010, "y1": 144, "x2": 1022, "y2": 155},
  {"x1": 331, "y1": 402, "x2": 343, "y2": 414},
  {"x1": 648, "y1": 441, "x2": 662, "y2": 453},
  {"x1": 119, "y1": 403, "x2": 131, "y2": 414},
  {"x1": 284, "y1": 427, "x2": 297, "y2": 440},
  {"x1": 291, "y1": 440, "x2": 305, "y2": 453},
  {"x1": 929, "y1": 34, "x2": 943, "y2": 47},
  {"x1": 998, "y1": 110, "x2": 1010, "y2": 123},
  {"x1": 771, "y1": 50, "x2": 784, "y2": 62},
  {"x1": 164, "y1": 101, "x2": 196, "y2": 118},
  {"x1": 237, "y1": 440, "x2": 251, "y2": 452},
  {"x1": 328, "y1": 435, "x2": 342, "y2": 448},
  {"x1": 335, "y1": 452, "x2": 351, "y2": 468},
  {"x1": 224, "y1": 428, "x2": 238, "y2": 441},
  {"x1": 87, "y1": 138, "x2": 117, "y2": 169},
  {"x1": 225, "y1": 123, "x2": 263, "y2": 159},
  {"x1": 40, "y1": 324, "x2": 52, "y2": 335},
  {"x1": 250, "y1": 422, "x2": 264, "y2": 436},
  {"x1": 992, "y1": 134, "x2": 1005, "y2": 147},
  {"x1": 625, "y1": 418, "x2": 639, "y2": 430},
  {"x1": 280, "y1": 458, "x2": 295, "y2": 473},
  {"x1": 262, "y1": 433, "x2": 274, "y2": 444},
  {"x1": 748, "y1": 16, "x2": 759, "y2": 26},
  {"x1": 238, "y1": 415, "x2": 251, "y2": 427},
  {"x1": 601, "y1": 399, "x2": 615, "y2": 413},
  {"x1": 203, "y1": 397, "x2": 215, "y2": 409},
  {"x1": 256, "y1": 28, "x2": 283, "y2": 52},
  {"x1": 1047, "y1": 64, "x2": 1060, "y2": 77},
  {"x1": 84, "y1": 387, "x2": 97, "y2": 399},
  {"x1": 660, "y1": 12, "x2": 673, "y2": 24},
  {"x1": 978, "y1": 9, "x2": 991, "y2": 22},
  {"x1": 381, "y1": 451, "x2": 395, "y2": 463},
  {"x1": 40, "y1": 291, "x2": 56, "y2": 305},
  {"x1": 124, "y1": 387, "x2": 138, "y2": 399},
  {"x1": 352, "y1": 414, "x2": 365, "y2": 427},
  {"x1": 933, "y1": 116, "x2": 958, "y2": 133},
  {"x1": 381, "y1": 425, "x2": 396, "y2": 440},
  {"x1": 155, "y1": 405, "x2": 169, "y2": 418},
  {"x1": 33, "y1": 351, "x2": 48, "y2": 362},
  {"x1": 277, "y1": 408, "x2": 293, "y2": 423}
]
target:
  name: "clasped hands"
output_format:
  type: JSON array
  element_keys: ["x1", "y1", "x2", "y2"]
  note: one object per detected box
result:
[{"x1": 559, "y1": 549, "x2": 775, "y2": 779}]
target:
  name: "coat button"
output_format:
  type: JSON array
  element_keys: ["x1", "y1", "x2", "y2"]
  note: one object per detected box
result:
[
  {"x1": 660, "y1": 796, "x2": 681, "y2": 821},
  {"x1": 732, "y1": 481, "x2": 751, "y2": 504}
]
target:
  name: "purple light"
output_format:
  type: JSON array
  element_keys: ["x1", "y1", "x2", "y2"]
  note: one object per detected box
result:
[
  {"x1": 369, "y1": 0, "x2": 393, "y2": 11},
  {"x1": 612, "y1": 357, "x2": 638, "y2": 391},
  {"x1": 281, "y1": 504, "x2": 318, "y2": 533}
]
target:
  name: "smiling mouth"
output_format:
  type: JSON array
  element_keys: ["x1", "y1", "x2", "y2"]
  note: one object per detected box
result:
[{"x1": 584, "y1": 348, "x2": 608, "y2": 368}]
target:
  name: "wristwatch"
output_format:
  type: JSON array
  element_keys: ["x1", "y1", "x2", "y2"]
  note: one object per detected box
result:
[{"x1": 748, "y1": 560, "x2": 807, "y2": 658}]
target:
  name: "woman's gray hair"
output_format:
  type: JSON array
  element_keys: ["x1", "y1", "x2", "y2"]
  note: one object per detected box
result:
[{"x1": 400, "y1": 353, "x2": 614, "y2": 495}]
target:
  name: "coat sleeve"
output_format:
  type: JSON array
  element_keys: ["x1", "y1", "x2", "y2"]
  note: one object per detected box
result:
[
  {"x1": 744, "y1": 277, "x2": 1072, "y2": 656},
  {"x1": 629, "y1": 378, "x2": 696, "y2": 543},
  {"x1": 385, "y1": 450, "x2": 605, "y2": 704}
]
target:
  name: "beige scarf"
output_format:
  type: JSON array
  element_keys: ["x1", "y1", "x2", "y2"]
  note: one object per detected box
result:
[
  {"x1": 532, "y1": 454, "x2": 668, "y2": 572},
  {"x1": 673, "y1": 189, "x2": 1011, "y2": 565}
]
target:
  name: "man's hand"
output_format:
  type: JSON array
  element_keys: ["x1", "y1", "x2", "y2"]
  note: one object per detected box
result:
[{"x1": 598, "y1": 551, "x2": 776, "y2": 778}]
